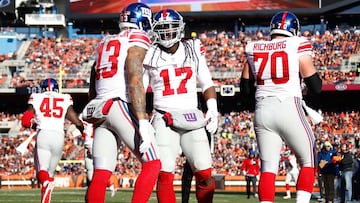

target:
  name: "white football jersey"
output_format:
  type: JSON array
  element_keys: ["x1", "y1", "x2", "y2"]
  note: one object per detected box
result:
[
  {"x1": 94, "y1": 29, "x2": 151, "y2": 102},
  {"x1": 245, "y1": 36, "x2": 312, "y2": 100},
  {"x1": 28, "y1": 91, "x2": 73, "y2": 133},
  {"x1": 143, "y1": 39, "x2": 214, "y2": 111}
]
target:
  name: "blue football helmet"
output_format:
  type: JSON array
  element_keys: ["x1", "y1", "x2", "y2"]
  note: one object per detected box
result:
[
  {"x1": 270, "y1": 11, "x2": 300, "y2": 38},
  {"x1": 41, "y1": 78, "x2": 59, "y2": 92},
  {"x1": 119, "y1": 3, "x2": 152, "y2": 33},
  {"x1": 152, "y1": 9, "x2": 185, "y2": 48}
]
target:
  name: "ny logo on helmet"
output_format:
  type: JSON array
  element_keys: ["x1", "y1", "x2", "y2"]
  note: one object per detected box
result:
[{"x1": 141, "y1": 7, "x2": 152, "y2": 18}]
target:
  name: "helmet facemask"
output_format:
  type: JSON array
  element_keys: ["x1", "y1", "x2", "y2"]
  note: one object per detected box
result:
[
  {"x1": 152, "y1": 9, "x2": 185, "y2": 48},
  {"x1": 153, "y1": 21, "x2": 184, "y2": 48}
]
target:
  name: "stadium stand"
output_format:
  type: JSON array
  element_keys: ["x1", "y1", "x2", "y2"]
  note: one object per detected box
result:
[{"x1": 0, "y1": 0, "x2": 359, "y2": 198}]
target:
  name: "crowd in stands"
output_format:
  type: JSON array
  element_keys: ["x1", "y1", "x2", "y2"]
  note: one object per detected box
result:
[
  {"x1": 1, "y1": 110, "x2": 359, "y2": 181},
  {"x1": 1, "y1": 27, "x2": 359, "y2": 89}
]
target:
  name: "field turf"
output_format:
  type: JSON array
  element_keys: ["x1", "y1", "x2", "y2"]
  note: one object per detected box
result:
[{"x1": 0, "y1": 188, "x2": 321, "y2": 202}]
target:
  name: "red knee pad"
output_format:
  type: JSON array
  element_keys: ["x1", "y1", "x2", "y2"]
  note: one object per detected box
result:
[
  {"x1": 37, "y1": 170, "x2": 49, "y2": 184},
  {"x1": 195, "y1": 168, "x2": 215, "y2": 203}
]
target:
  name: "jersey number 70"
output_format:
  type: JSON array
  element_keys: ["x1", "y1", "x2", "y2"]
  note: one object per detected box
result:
[{"x1": 254, "y1": 51, "x2": 289, "y2": 85}]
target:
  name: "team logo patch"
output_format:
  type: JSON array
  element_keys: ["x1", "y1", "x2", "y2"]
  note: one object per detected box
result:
[
  {"x1": 182, "y1": 112, "x2": 198, "y2": 122},
  {"x1": 86, "y1": 106, "x2": 95, "y2": 118}
]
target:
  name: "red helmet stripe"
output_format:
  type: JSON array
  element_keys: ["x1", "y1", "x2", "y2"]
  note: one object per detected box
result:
[
  {"x1": 280, "y1": 11, "x2": 288, "y2": 29},
  {"x1": 162, "y1": 9, "x2": 167, "y2": 20},
  {"x1": 48, "y1": 78, "x2": 51, "y2": 91}
]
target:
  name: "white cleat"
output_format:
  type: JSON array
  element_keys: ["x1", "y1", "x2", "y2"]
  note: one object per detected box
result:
[
  {"x1": 110, "y1": 186, "x2": 117, "y2": 197},
  {"x1": 283, "y1": 195, "x2": 291, "y2": 199}
]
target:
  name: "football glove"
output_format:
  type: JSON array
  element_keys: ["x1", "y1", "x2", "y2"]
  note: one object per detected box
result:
[
  {"x1": 139, "y1": 119, "x2": 154, "y2": 153},
  {"x1": 205, "y1": 98, "x2": 218, "y2": 135}
]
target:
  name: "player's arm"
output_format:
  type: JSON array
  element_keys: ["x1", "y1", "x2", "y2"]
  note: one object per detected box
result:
[
  {"x1": 240, "y1": 61, "x2": 255, "y2": 96},
  {"x1": 66, "y1": 105, "x2": 84, "y2": 134},
  {"x1": 299, "y1": 54, "x2": 322, "y2": 95},
  {"x1": 126, "y1": 45, "x2": 148, "y2": 120},
  {"x1": 299, "y1": 54, "x2": 322, "y2": 109},
  {"x1": 203, "y1": 86, "x2": 216, "y2": 102},
  {"x1": 22, "y1": 104, "x2": 35, "y2": 128},
  {"x1": 88, "y1": 62, "x2": 97, "y2": 101}
]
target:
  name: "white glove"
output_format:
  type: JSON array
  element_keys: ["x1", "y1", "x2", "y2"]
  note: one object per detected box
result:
[
  {"x1": 138, "y1": 119, "x2": 154, "y2": 153},
  {"x1": 302, "y1": 100, "x2": 323, "y2": 124},
  {"x1": 205, "y1": 98, "x2": 218, "y2": 135}
]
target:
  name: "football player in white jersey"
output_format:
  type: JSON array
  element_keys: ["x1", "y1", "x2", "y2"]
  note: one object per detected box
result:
[
  {"x1": 283, "y1": 150, "x2": 300, "y2": 199},
  {"x1": 82, "y1": 3, "x2": 161, "y2": 203},
  {"x1": 241, "y1": 11, "x2": 322, "y2": 203},
  {"x1": 21, "y1": 78, "x2": 84, "y2": 203},
  {"x1": 143, "y1": 9, "x2": 218, "y2": 203}
]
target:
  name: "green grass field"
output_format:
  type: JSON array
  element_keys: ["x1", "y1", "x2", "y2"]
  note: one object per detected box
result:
[{"x1": 0, "y1": 188, "x2": 321, "y2": 203}]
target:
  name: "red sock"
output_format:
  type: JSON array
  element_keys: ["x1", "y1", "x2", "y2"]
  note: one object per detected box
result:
[
  {"x1": 37, "y1": 170, "x2": 50, "y2": 185},
  {"x1": 131, "y1": 160, "x2": 161, "y2": 203},
  {"x1": 285, "y1": 183, "x2": 290, "y2": 191},
  {"x1": 258, "y1": 172, "x2": 276, "y2": 202},
  {"x1": 297, "y1": 167, "x2": 315, "y2": 193},
  {"x1": 195, "y1": 168, "x2": 215, "y2": 203},
  {"x1": 156, "y1": 171, "x2": 176, "y2": 203},
  {"x1": 87, "y1": 169, "x2": 112, "y2": 203}
]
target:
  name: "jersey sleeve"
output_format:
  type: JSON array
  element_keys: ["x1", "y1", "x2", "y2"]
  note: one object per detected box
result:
[
  {"x1": 28, "y1": 93, "x2": 35, "y2": 105},
  {"x1": 64, "y1": 93, "x2": 74, "y2": 106},
  {"x1": 297, "y1": 36, "x2": 313, "y2": 57},
  {"x1": 128, "y1": 30, "x2": 151, "y2": 50},
  {"x1": 193, "y1": 39, "x2": 214, "y2": 92}
]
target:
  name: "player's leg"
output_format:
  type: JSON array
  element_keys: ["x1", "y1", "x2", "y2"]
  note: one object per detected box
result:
[
  {"x1": 284, "y1": 173, "x2": 292, "y2": 199},
  {"x1": 107, "y1": 176, "x2": 117, "y2": 197},
  {"x1": 182, "y1": 128, "x2": 214, "y2": 203},
  {"x1": 109, "y1": 101, "x2": 161, "y2": 203},
  {"x1": 84, "y1": 149, "x2": 93, "y2": 203},
  {"x1": 85, "y1": 147, "x2": 94, "y2": 185},
  {"x1": 149, "y1": 113, "x2": 180, "y2": 203},
  {"x1": 281, "y1": 97, "x2": 316, "y2": 202},
  {"x1": 36, "y1": 130, "x2": 64, "y2": 203},
  {"x1": 254, "y1": 98, "x2": 284, "y2": 203},
  {"x1": 182, "y1": 159, "x2": 193, "y2": 203},
  {"x1": 46, "y1": 131, "x2": 64, "y2": 203},
  {"x1": 256, "y1": 131, "x2": 283, "y2": 203},
  {"x1": 86, "y1": 126, "x2": 117, "y2": 203}
]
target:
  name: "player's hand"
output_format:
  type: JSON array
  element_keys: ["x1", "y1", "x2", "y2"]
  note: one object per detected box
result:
[
  {"x1": 139, "y1": 119, "x2": 154, "y2": 153},
  {"x1": 205, "y1": 109, "x2": 218, "y2": 135}
]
